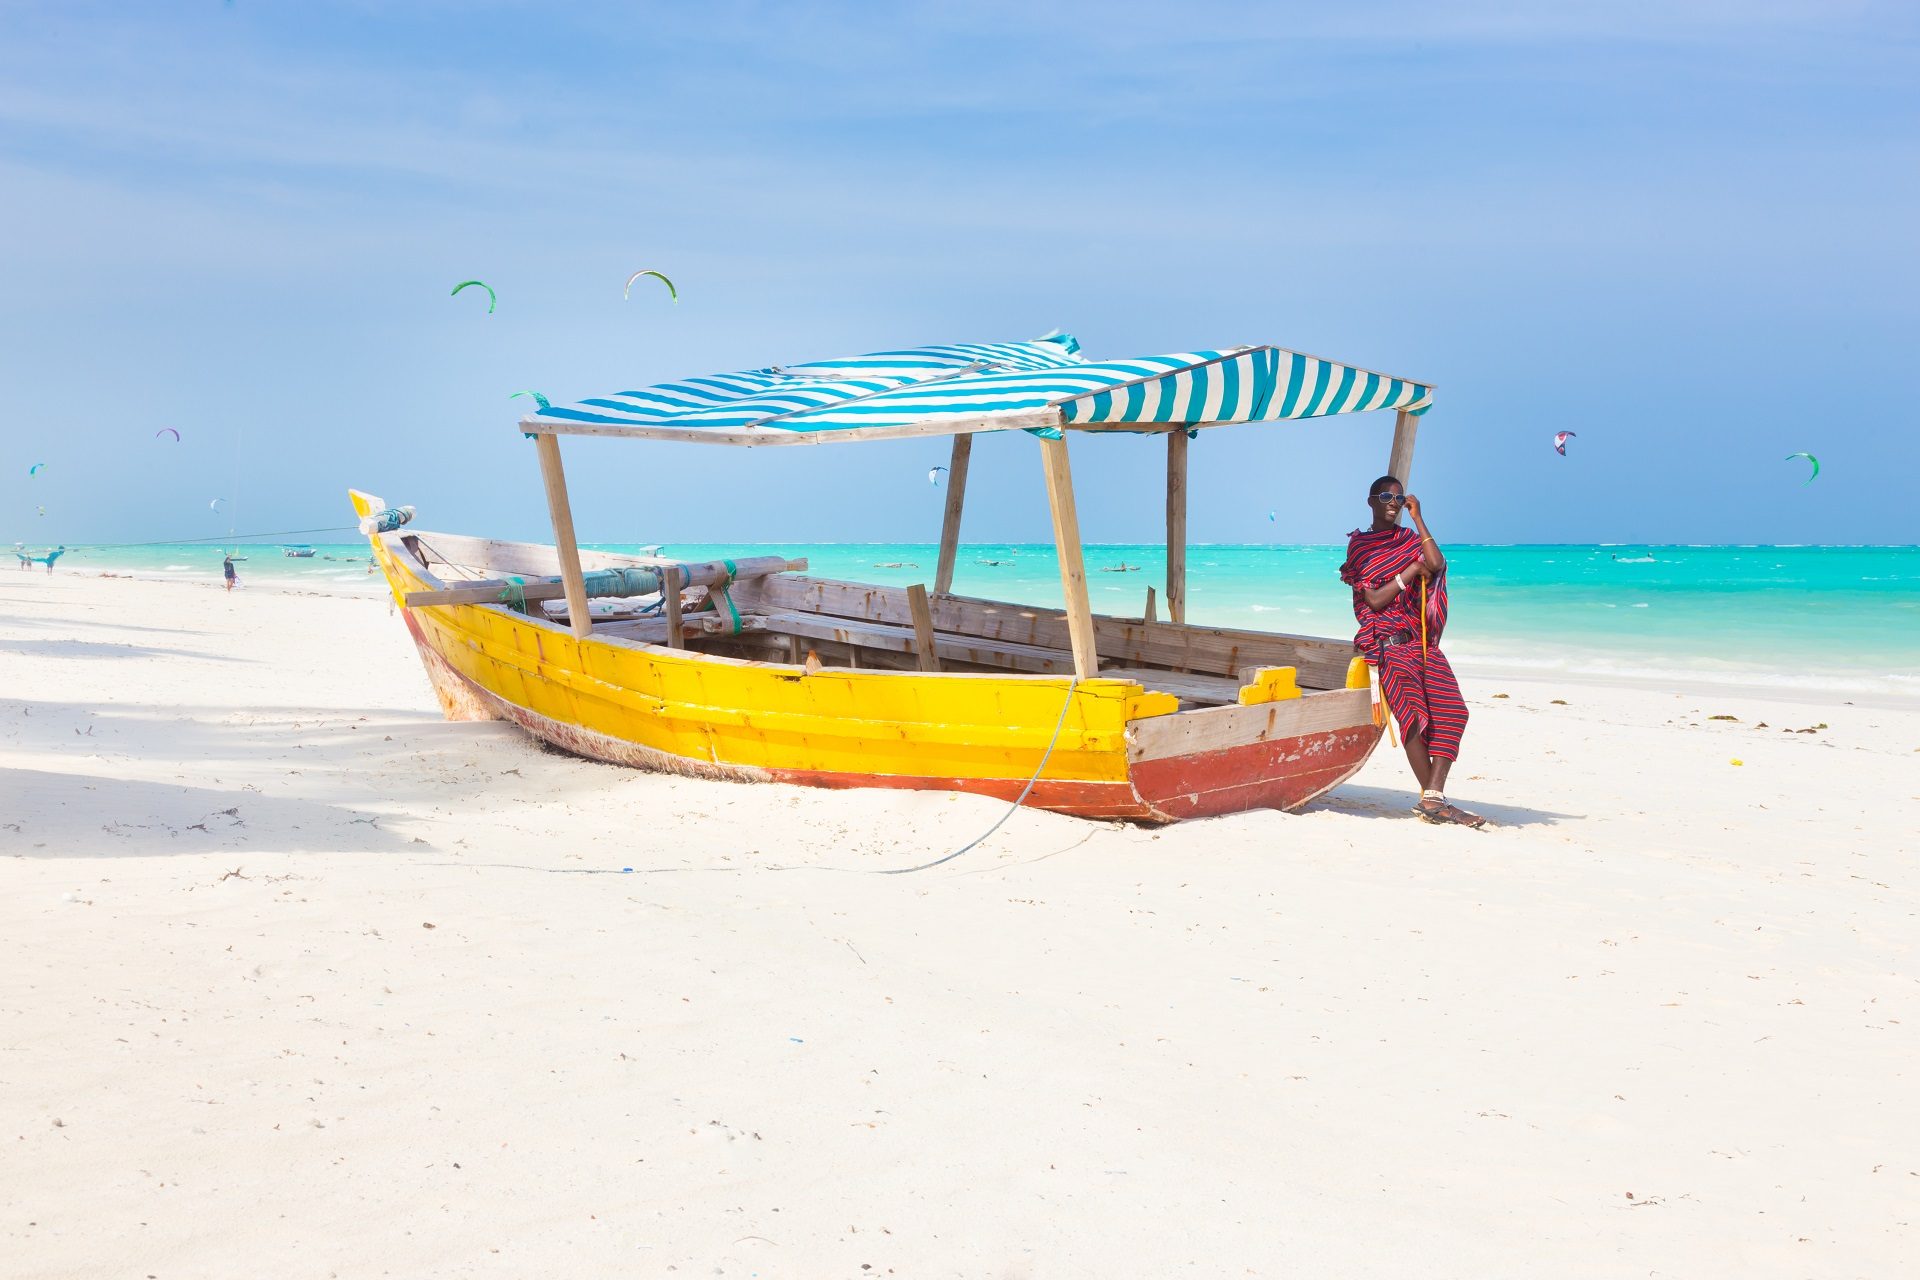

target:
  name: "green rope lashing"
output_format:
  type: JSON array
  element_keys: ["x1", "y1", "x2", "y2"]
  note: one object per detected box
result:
[
  {"x1": 499, "y1": 576, "x2": 530, "y2": 614},
  {"x1": 716, "y1": 558, "x2": 743, "y2": 634}
]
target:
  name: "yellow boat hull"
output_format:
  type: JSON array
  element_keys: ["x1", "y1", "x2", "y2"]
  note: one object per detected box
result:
[{"x1": 357, "y1": 493, "x2": 1381, "y2": 822}]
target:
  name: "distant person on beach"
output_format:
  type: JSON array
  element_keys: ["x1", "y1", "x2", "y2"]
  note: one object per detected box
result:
[
  {"x1": 1340, "y1": 477, "x2": 1484, "y2": 828},
  {"x1": 39, "y1": 546, "x2": 65, "y2": 574},
  {"x1": 222, "y1": 555, "x2": 237, "y2": 592}
]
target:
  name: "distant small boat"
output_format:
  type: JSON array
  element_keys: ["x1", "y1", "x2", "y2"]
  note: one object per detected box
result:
[{"x1": 283, "y1": 545, "x2": 317, "y2": 558}]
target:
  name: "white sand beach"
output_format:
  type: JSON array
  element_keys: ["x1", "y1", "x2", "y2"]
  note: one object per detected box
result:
[{"x1": 3, "y1": 572, "x2": 1915, "y2": 1278}]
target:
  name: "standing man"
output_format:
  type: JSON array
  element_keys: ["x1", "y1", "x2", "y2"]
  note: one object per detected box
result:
[
  {"x1": 222, "y1": 554, "x2": 238, "y2": 592},
  {"x1": 1339, "y1": 476, "x2": 1484, "y2": 827}
]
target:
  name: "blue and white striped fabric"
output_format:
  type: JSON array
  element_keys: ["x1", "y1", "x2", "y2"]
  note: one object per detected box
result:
[
  {"x1": 1058, "y1": 347, "x2": 1433, "y2": 427},
  {"x1": 523, "y1": 332, "x2": 1431, "y2": 444}
]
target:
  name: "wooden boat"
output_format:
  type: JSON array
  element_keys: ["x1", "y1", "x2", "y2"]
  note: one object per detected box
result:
[{"x1": 357, "y1": 335, "x2": 1433, "y2": 822}]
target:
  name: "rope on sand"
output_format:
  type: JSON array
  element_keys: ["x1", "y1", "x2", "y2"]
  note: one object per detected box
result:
[{"x1": 773, "y1": 677, "x2": 1082, "y2": 876}]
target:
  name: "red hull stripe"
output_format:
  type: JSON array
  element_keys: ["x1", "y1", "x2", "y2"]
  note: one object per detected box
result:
[
  {"x1": 772, "y1": 725, "x2": 1380, "y2": 822},
  {"x1": 1130, "y1": 726, "x2": 1379, "y2": 819}
]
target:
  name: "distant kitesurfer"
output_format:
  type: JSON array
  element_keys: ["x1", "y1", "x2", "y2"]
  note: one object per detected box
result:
[{"x1": 1340, "y1": 477, "x2": 1484, "y2": 828}]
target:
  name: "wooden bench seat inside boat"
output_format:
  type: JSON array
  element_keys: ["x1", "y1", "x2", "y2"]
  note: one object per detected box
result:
[
  {"x1": 733, "y1": 574, "x2": 1355, "y2": 690},
  {"x1": 1094, "y1": 666, "x2": 1244, "y2": 708}
]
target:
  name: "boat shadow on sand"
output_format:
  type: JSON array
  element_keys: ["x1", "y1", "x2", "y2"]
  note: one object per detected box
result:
[
  {"x1": 0, "y1": 767, "x2": 418, "y2": 858},
  {"x1": 1304, "y1": 784, "x2": 1580, "y2": 828},
  {"x1": 0, "y1": 636, "x2": 248, "y2": 662},
  {"x1": 0, "y1": 610, "x2": 213, "y2": 639},
  {"x1": 1, "y1": 697, "x2": 636, "y2": 859}
]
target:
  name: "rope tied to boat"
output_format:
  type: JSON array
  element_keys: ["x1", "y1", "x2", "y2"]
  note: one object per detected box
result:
[
  {"x1": 580, "y1": 566, "x2": 663, "y2": 599},
  {"x1": 769, "y1": 676, "x2": 1082, "y2": 876},
  {"x1": 357, "y1": 505, "x2": 416, "y2": 535},
  {"x1": 500, "y1": 576, "x2": 530, "y2": 614},
  {"x1": 712, "y1": 558, "x2": 743, "y2": 635}
]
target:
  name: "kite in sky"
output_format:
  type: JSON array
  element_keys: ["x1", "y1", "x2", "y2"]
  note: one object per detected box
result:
[
  {"x1": 624, "y1": 269, "x2": 677, "y2": 301},
  {"x1": 1553, "y1": 431, "x2": 1576, "y2": 456},
  {"x1": 28, "y1": 462, "x2": 45, "y2": 476},
  {"x1": 209, "y1": 497, "x2": 225, "y2": 512},
  {"x1": 928, "y1": 466, "x2": 947, "y2": 486},
  {"x1": 451, "y1": 280, "x2": 496, "y2": 313},
  {"x1": 1785, "y1": 452, "x2": 1820, "y2": 484},
  {"x1": 155, "y1": 427, "x2": 180, "y2": 442}
]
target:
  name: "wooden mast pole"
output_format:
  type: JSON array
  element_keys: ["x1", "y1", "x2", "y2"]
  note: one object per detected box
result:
[
  {"x1": 1388, "y1": 408, "x2": 1420, "y2": 487},
  {"x1": 1039, "y1": 434, "x2": 1099, "y2": 679},
  {"x1": 1165, "y1": 429, "x2": 1188, "y2": 625},
  {"x1": 533, "y1": 432, "x2": 594, "y2": 639},
  {"x1": 932, "y1": 432, "x2": 972, "y2": 596}
]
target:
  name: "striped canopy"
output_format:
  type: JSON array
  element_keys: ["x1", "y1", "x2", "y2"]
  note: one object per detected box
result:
[{"x1": 520, "y1": 331, "x2": 1432, "y2": 446}]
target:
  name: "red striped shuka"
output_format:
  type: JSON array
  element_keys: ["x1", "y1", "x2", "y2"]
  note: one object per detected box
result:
[{"x1": 1338, "y1": 525, "x2": 1469, "y2": 761}]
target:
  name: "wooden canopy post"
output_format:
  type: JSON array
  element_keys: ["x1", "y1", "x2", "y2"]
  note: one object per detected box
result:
[
  {"x1": 533, "y1": 433, "x2": 594, "y2": 639},
  {"x1": 906, "y1": 584, "x2": 942, "y2": 672},
  {"x1": 1165, "y1": 429, "x2": 1188, "y2": 625},
  {"x1": 662, "y1": 565, "x2": 684, "y2": 649},
  {"x1": 1038, "y1": 435, "x2": 1099, "y2": 679},
  {"x1": 932, "y1": 433, "x2": 972, "y2": 596},
  {"x1": 1388, "y1": 409, "x2": 1420, "y2": 488}
]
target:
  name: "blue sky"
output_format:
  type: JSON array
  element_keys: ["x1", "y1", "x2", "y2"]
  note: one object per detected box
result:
[{"x1": 2, "y1": 1, "x2": 1915, "y2": 547}]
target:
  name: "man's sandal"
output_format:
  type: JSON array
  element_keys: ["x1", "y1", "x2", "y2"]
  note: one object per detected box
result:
[{"x1": 1415, "y1": 793, "x2": 1488, "y2": 829}]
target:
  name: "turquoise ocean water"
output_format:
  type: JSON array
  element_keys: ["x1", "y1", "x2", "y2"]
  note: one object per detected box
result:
[{"x1": 34, "y1": 539, "x2": 1918, "y2": 697}]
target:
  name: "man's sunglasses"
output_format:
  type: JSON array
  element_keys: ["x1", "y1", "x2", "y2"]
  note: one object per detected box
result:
[{"x1": 1372, "y1": 492, "x2": 1406, "y2": 504}]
